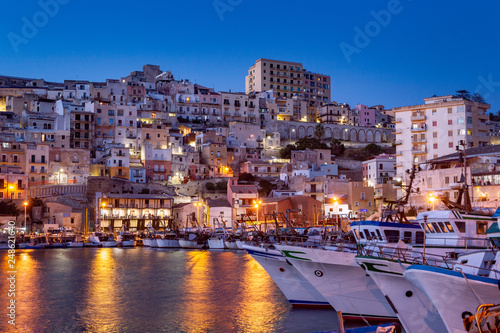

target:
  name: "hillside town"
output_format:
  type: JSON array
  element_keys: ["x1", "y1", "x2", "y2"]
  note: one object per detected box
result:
[{"x1": 0, "y1": 59, "x2": 499, "y2": 233}]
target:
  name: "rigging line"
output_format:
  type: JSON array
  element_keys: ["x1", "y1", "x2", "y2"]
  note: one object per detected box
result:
[{"x1": 460, "y1": 269, "x2": 485, "y2": 305}]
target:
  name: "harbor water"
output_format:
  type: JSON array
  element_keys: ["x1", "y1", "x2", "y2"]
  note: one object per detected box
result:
[{"x1": 1, "y1": 248, "x2": 339, "y2": 332}]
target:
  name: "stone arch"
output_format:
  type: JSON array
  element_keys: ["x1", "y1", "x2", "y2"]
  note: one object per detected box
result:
[
  {"x1": 342, "y1": 128, "x2": 349, "y2": 140},
  {"x1": 358, "y1": 129, "x2": 366, "y2": 142},
  {"x1": 349, "y1": 129, "x2": 357, "y2": 142},
  {"x1": 290, "y1": 126, "x2": 297, "y2": 139},
  {"x1": 382, "y1": 132, "x2": 388, "y2": 142},
  {"x1": 306, "y1": 126, "x2": 314, "y2": 137},
  {"x1": 298, "y1": 126, "x2": 306, "y2": 138},
  {"x1": 333, "y1": 128, "x2": 341, "y2": 139},
  {"x1": 366, "y1": 130, "x2": 374, "y2": 142},
  {"x1": 375, "y1": 131, "x2": 382, "y2": 143},
  {"x1": 324, "y1": 127, "x2": 332, "y2": 139}
]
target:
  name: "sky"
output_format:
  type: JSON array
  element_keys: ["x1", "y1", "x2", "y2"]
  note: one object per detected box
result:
[{"x1": 0, "y1": 0, "x2": 499, "y2": 112}]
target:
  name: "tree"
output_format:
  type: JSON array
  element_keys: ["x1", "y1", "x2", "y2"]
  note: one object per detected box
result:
[
  {"x1": 215, "y1": 180, "x2": 227, "y2": 191},
  {"x1": 471, "y1": 92, "x2": 486, "y2": 103},
  {"x1": 314, "y1": 123, "x2": 325, "y2": 141},
  {"x1": 0, "y1": 201, "x2": 21, "y2": 216},
  {"x1": 295, "y1": 137, "x2": 329, "y2": 150},
  {"x1": 454, "y1": 89, "x2": 471, "y2": 100},
  {"x1": 362, "y1": 143, "x2": 383, "y2": 157},
  {"x1": 238, "y1": 172, "x2": 255, "y2": 183},
  {"x1": 258, "y1": 179, "x2": 275, "y2": 197},
  {"x1": 279, "y1": 144, "x2": 295, "y2": 159},
  {"x1": 205, "y1": 182, "x2": 215, "y2": 191},
  {"x1": 330, "y1": 139, "x2": 345, "y2": 156}
]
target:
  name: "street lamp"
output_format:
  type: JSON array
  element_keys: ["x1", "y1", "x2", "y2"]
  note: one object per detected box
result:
[
  {"x1": 253, "y1": 199, "x2": 262, "y2": 225},
  {"x1": 23, "y1": 201, "x2": 28, "y2": 233},
  {"x1": 8, "y1": 185, "x2": 14, "y2": 200},
  {"x1": 194, "y1": 202, "x2": 201, "y2": 225},
  {"x1": 428, "y1": 193, "x2": 435, "y2": 211}
]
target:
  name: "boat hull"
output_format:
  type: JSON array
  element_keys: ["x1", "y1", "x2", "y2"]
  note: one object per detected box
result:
[
  {"x1": 243, "y1": 244, "x2": 331, "y2": 308},
  {"x1": 67, "y1": 242, "x2": 84, "y2": 248},
  {"x1": 355, "y1": 256, "x2": 447, "y2": 333},
  {"x1": 208, "y1": 238, "x2": 227, "y2": 249},
  {"x1": 404, "y1": 265, "x2": 500, "y2": 333},
  {"x1": 276, "y1": 245, "x2": 397, "y2": 320},
  {"x1": 157, "y1": 239, "x2": 180, "y2": 248},
  {"x1": 179, "y1": 239, "x2": 205, "y2": 249},
  {"x1": 224, "y1": 240, "x2": 239, "y2": 250},
  {"x1": 119, "y1": 240, "x2": 137, "y2": 247}
]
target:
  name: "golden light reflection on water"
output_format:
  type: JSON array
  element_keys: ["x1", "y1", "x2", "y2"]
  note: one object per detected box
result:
[
  {"x1": 78, "y1": 248, "x2": 121, "y2": 333},
  {"x1": 6, "y1": 250, "x2": 45, "y2": 331},
  {"x1": 235, "y1": 255, "x2": 288, "y2": 332},
  {"x1": 179, "y1": 250, "x2": 213, "y2": 332}
]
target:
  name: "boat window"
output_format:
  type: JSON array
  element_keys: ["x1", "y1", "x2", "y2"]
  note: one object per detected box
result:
[
  {"x1": 432, "y1": 223, "x2": 442, "y2": 233},
  {"x1": 455, "y1": 221, "x2": 466, "y2": 233},
  {"x1": 415, "y1": 231, "x2": 424, "y2": 244},
  {"x1": 426, "y1": 223, "x2": 435, "y2": 233},
  {"x1": 383, "y1": 230, "x2": 399, "y2": 243},
  {"x1": 477, "y1": 221, "x2": 488, "y2": 235},
  {"x1": 370, "y1": 231, "x2": 377, "y2": 240},
  {"x1": 403, "y1": 231, "x2": 412, "y2": 243},
  {"x1": 438, "y1": 222, "x2": 448, "y2": 233},
  {"x1": 420, "y1": 223, "x2": 430, "y2": 233},
  {"x1": 363, "y1": 229, "x2": 371, "y2": 240},
  {"x1": 375, "y1": 229, "x2": 382, "y2": 240},
  {"x1": 444, "y1": 222, "x2": 454, "y2": 233},
  {"x1": 460, "y1": 260, "x2": 468, "y2": 265}
]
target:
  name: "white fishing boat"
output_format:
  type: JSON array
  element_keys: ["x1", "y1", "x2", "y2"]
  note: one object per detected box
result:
[
  {"x1": 354, "y1": 244, "x2": 448, "y2": 333},
  {"x1": 117, "y1": 232, "x2": 137, "y2": 247},
  {"x1": 62, "y1": 233, "x2": 84, "y2": 248},
  {"x1": 243, "y1": 244, "x2": 331, "y2": 308},
  {"x1": 404, "y1": 255, "x2": 500, "y2": 333},
  {"x1": 276, "y1": 220, "x2": 423, "y2": 321},
  {"x1": 156, "y1": 232, "x2": 180, "y2": 248},
  {"x1": 88, "y1": 232, "x2": 118, "y2": 247},
  {"x1": 178, "y1": 231, "x2": 206, "y2": 249}
]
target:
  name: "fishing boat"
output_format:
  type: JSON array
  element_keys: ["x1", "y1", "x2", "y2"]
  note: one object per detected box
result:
[
  {"x1": 117, "y1": 232, "x2": 137, "y2": 247},
  {"x1": 156, "y1": 232, "x2": 181, "y2": 248},
  {"x1": 208, "y1": 228, "x2": 228, "y2": 249},
  {"x1": 243, "y1": 243, "x2": 331, "y2": 308},
  {"x1": 62, "y1": 233, "x2": 84, "y2": 248},
  {"x1": 87, "y1": 232, "x2": 118, "y2": 247},
  {"x1": 0, "y1": 233, "x2": 9, "y2": 249},
  {"x1": 178, "y1": 230, "x2": 206, "y2": 249}
]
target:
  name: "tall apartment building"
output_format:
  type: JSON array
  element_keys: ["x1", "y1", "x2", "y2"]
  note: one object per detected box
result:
[
  {"x1": 394, "y1": 95, "x2": 490, "y2": 181},
  {"x1": 245, "y1": 58, "x2": 331, "y2": 106}
]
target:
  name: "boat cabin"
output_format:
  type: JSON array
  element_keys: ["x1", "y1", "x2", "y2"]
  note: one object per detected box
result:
[{"x1": 351, "y1": 220, "x2": 423, "y2": 245}]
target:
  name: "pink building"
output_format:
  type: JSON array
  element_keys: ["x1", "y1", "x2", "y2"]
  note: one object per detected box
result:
[{"x1": 355, "y1": 104, "x2": 376, "y2": 127}]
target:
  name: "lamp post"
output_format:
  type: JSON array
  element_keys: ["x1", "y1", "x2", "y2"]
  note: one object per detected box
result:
[
  {"x1": 194, "y1": 202, "x2": 201, "y2": 226},
  {"x1": 23, "y1": 201, "x2": 28, "y2": 233},
  {"x1": 253, "y1": 199, "x2": 262, "y2": 225},
  {"x1": 101, "y1": 202, "x2": 106, "y2": 230}
]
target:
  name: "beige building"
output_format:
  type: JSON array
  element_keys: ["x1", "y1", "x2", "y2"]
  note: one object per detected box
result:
[
  {"x1": 394, "y1": 95, "x2": 490, "y2": 183},
  {"x1": 245, "y1": 58, "x2": 331, "y2": 106}
]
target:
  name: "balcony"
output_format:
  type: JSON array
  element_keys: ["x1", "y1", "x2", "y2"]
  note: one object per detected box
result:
[
  {"x1": 393, "y1": 118, "x2": 402, "y2": 123},
  {"x1": 411, "y1": 147, "x2": 426, "y2": 154},
  {"x1": 412, "y1": 138, "x2": 427, "y2": 143},
  {"x1": 411, "y1": 115, "x2": 426, "y2": 121},
  {"x1": 411, "y1": 126, "x2": 427, "y2": 132},
  {"x1": 394, "y1": 140, "x2": 402, "y2": 145}
]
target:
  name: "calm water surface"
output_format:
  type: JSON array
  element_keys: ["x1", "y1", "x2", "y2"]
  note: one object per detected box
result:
[{"x1": 1, "y1": 248, "x2": 339, "y2": 332}]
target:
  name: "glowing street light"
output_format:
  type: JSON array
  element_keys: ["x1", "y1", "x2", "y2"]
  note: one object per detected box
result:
[
  {"x1": 428, "y1": 193, "x2": 436, "y2": 210},
  {"x1": 8, "y1": 185, "x2": 14, "y2": 200},
  {"x1": 253, "y1": 199, "x2": 262, "y2": 224}
]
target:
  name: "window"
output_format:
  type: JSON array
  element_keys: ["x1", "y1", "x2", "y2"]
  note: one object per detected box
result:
[
  {"x1": 477, "y1": 221, "x2": 488, "y2": 235},
  {"x1": 455, "y1": 221, "x2": 466, "y2": 233},
  {"x1": 457, "y1": 118, "x2": 464, "y2": 124},
  {"x1": 432, "y1": 121, "x2": 437, "y2": 126},
  {"x1": 354, "y1": 201, "x2": 359, "y2": 206},
  {"x1": 449, "y1": 142, "x2": 453, "y2": 148},
  {"x1": 448, "y1": 107, "x2": 453, "y2": 114},
  {"x1": 432, "y1": 109, "x2": 437, "y2": 115},
  {"x1": 433, "y1": 143, "x2": 438, "y2": 149},
  {"x1": 448, "y1": 119, "x2": 452, "y2": 125},
  {"x1": 433, "y1": 132, "x2": 437, "y2": 138},
  {"x1": 445, "y1": 176, "x2": 449, "y2": 184},
  {"x1": 384, "y1": 230, "x2": 400, "y2": 243},
  {"x1": 444, "y1": 222, "x2": 454, "y2": 232},
  {"x1": 448, "y1": 130, "x2": 453, "y2": 136}
]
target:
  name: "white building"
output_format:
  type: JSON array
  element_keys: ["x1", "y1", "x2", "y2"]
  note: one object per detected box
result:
[{"x1": 393, "y1": 95, "x2": 490, "y2": 183}]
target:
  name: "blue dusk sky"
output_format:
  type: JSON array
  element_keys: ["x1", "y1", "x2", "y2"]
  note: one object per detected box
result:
[{"x1": 0, "y1": 0, "x2": 499, "y2": 112}]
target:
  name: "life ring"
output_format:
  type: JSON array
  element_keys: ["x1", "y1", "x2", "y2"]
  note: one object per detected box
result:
[{"x1": 462, "y1": 311, "x2": 473, "y2": 319}]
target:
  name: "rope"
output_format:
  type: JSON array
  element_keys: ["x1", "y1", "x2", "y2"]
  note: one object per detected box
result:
[{"x1": 459, "y1": 269, "x2": 485, "y2": 305}]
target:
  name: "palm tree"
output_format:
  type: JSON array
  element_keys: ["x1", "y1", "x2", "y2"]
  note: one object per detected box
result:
[{"x1": 314, "y1": 123, "x2": 325, "y2": 141}]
